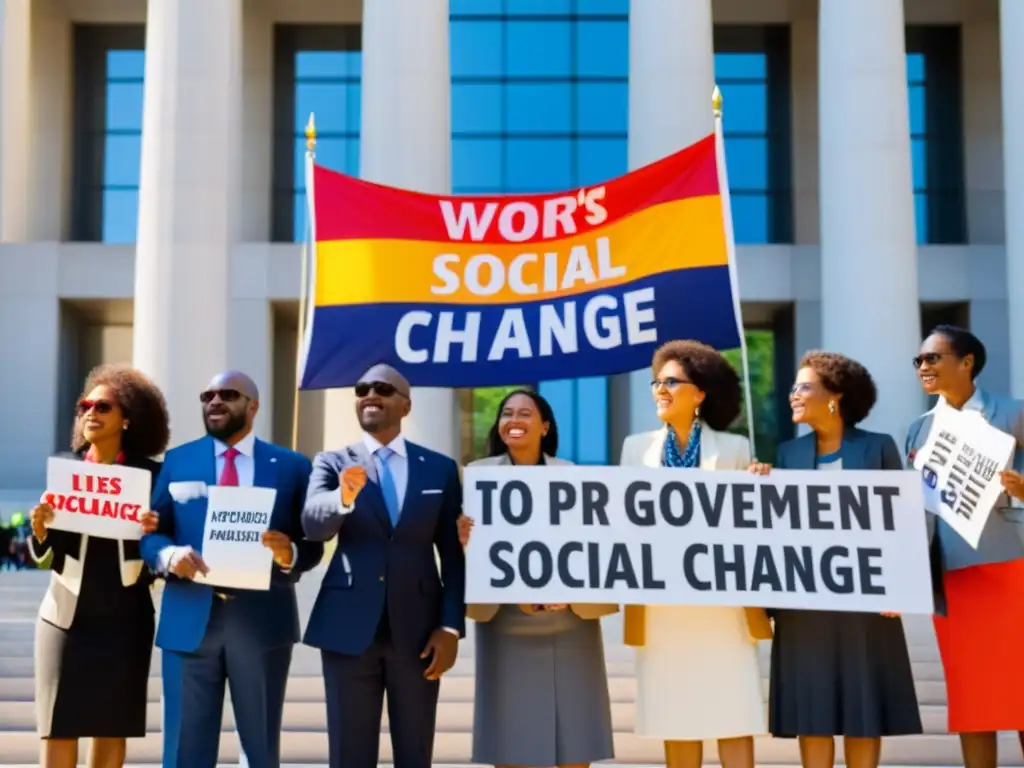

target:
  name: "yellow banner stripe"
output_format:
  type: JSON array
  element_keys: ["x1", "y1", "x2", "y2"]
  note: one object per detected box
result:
[{"x1": 314, "y1": 195, "x2": 726, "y2": 307}]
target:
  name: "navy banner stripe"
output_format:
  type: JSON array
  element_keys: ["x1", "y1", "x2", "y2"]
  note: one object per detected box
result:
[{"x1": 301, "y1": 266, "x2": 740, "y2": 389}]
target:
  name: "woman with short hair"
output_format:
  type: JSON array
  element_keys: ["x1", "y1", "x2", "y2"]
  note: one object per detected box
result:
[
  {"x1": 751, "y1": 350, "x2": 921, "y2": 768},
  {"x1": 908, "y1": 325, "x2": 1024, "y2": 767}
]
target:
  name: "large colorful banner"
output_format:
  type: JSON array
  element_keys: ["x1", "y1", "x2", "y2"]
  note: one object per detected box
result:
[{"x1": 300, "y1": 134, "x2": 741, "y2": 389}]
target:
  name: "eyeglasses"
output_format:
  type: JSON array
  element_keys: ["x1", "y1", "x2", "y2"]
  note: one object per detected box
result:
[
  {"x1": 650, "y1": 377, "x2": 692, "y2": 391},
  {"x1": 355, "y1": 381, "x2": 403, "y2": 398},
  {"x1": 912, "y1": 353, "x2": 949, "y2": 369},
  {"x1": 199, "y1": 388, "x2": 244, "y2": 405},
  {"x1": 77, "y1": 399, "x2": 114, "y2": 416}
]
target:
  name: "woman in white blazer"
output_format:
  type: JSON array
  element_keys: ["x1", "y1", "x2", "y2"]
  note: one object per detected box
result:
[
  {"x1": 619, "y1": 340, "x2": 769, "y2": 768},
  {"x1": 29, "y1": 365, "x2": 166, "y2": 768},
  {"x1": 459, "y1": 389, "x2": 616, "y2": 768}
]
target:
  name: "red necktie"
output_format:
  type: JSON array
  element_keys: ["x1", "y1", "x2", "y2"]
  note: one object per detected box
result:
[{"x1": 220, "y1": 447, "x2": 240, "y2": 486}]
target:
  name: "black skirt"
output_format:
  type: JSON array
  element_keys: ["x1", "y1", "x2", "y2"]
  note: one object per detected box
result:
[
  {"x1": 769, "y1": 609, "x2": 923, "y2": 738},
  {"x1": 34, "y1": 538, "x2": 155, "y2": 739}
]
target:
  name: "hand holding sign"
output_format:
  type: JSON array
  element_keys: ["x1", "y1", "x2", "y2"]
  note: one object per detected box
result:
[
  {"x1": 341, "y1": 466, "x2": 368, "y2": 507},
  {"x1": 1001, "y1": 471, "x2": 1024, "y2": 502},
  {"x1": 457, "y1": 515, "x2": 474, "y2": 548},
  {"x1": 262, "y1": 530, "x2": 293, "y2": 568},
  {"x1": 170, "y1": 547, "x2": 209, "y2": 579},
  {"x1": 30, "y1": 503, "x2": 54, "y2": 542},
  {"x1": 140, "y1": 510, "x2": 159, "y2": 535}
]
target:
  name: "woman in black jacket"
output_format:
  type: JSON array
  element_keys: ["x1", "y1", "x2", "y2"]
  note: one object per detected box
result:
[{"x1": 30, "y1": 364, "x2": 169, "y2": 768}]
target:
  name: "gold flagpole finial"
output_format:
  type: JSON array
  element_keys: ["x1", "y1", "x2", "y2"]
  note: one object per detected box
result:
[
  {"x1": 712, "y1": 85, "x2": 723, "y2": 118},
  {"x1": 305, "y1": 113, "x2": 317, "y2": 153}
]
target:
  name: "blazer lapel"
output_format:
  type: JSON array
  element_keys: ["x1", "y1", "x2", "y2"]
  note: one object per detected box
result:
[
  {"x1": 840, "y1": 429, "x2": 869, "y2": 469},
  {"x1": 197, "y1": 436, "x2": 218, "y2": 488},
  {"x1": 399, "y1": 443, "x2": 427, "y2": 528},
  {"x1": 252, "y1": 439, "x2": 278, "y2": 489},
  {"x1": 699, "y1": 423, "x2": 720, "y2": 469},
  {"x1": 346, "y1": 442, "x2": 393, "y2": 533},
  {"x1": 642, "y1": 428, "x2": 668, "y2": 468},
  {"x1": 789, "y1": 433, "x2": 818, "y2": 469}
]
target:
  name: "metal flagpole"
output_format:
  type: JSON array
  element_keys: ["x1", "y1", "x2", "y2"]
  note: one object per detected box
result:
[
  {"x1": 712, "y1": 85, "x2": 758, "y2": 456},
  {"x1": 291, "y1": 113, "x2": 316, "y2": 452}
]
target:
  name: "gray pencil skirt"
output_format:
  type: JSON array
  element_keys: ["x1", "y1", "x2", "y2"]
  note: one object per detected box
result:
[{"x1": 471, "y1": 605, "x2": 615, "y2": 767}]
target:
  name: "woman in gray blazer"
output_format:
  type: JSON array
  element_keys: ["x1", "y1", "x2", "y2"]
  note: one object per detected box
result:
[
  {"x1": 907, "y1": 325, "x2": 1024, "y2": 763},
  {"x1": 458, "y1": 389, "x2": 616, "y2": 768},
  {"x1": 751, "y1": 351, "x2": 921, "y2": 768}
]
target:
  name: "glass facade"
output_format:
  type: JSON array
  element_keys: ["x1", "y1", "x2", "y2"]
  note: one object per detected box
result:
[
  {"x1": 70, "y1": 25, "x2": 146, "y2": 243},
  {"x1": 906, "y1": 25, "x2": 966, "y2": 245},
  {"x1": 70, "y1": 15, "x2": 968, "y2": 465}
]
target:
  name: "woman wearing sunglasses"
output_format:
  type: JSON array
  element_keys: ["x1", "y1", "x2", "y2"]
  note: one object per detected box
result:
[
  {"x1": 907, "y1": 326, "x2": 1024, "y2": 767},
  {"x1": 30, "y1": 364, "x2": 169, "y2": 768}
]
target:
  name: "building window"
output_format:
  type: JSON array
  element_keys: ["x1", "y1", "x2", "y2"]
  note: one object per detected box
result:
[
  {"x1": 272, "y1": 25, "x2": 361, "y2": 243},
  {"x1": 450, "y1": 0, "x2": 627, "y2": 464},
  {"x1": 906, "y1": 26, "x2": 966, "y2": 245},
  {"x1": 71, "y1": 25, "x2": 145, "y2": 243},
  {"x1": 714, "y1": 26, "x2": 793, "y2": 245}
]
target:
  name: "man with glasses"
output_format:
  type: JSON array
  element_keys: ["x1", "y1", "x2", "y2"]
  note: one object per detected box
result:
[
  {"x1": 141, "y1": 370, "x2": 323, "y2": 768},
  {"x1": 302, "y1": 363, "x2": 466, "y2": 768}
]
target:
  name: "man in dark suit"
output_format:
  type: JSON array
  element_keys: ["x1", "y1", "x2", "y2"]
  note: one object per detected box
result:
[
  {"x1": 302, "y1": 363, "x2": 465, "y2": 768},
  {"x1": 141, "y1": 371, "x2": 323, "y2": 768}
]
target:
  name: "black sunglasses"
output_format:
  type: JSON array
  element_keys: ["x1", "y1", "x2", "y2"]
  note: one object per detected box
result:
[
  {"x1": 199, "y1": 388, "x2": 245, "y2": 405},
  {"x1": 355, "y1": 381, "x2": 403, "y2": 398},
  {"x1": 912, "y1": 353, "x2": 950, "y2": 369}
]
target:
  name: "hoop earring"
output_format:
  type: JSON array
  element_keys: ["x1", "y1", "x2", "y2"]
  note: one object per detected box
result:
[{"x1": 828, "y1": 400, "x2": 836, "y2": 415}]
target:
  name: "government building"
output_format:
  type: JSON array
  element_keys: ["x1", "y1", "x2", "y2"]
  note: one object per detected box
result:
[{"x1": 0, "y1": 0, "x2": 1020, "y2": 503}]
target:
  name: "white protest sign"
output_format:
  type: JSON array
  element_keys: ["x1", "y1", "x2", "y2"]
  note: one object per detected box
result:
[
  {"x1": 44, "y1": 457, "x2": 151, "y2": 540},
  {"x1": 913, "y1": 404, "x2": 1016, "y2": 548},
  {"x1": 193, "y1": 486, "x2": 276, "y2": 591},
  {"x1": 464, "y1": 466, "x2": 934, "y2": 614}
]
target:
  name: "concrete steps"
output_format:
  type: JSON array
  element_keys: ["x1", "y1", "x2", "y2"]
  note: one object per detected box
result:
[{"x1": 0, "y1": 570, "x2": 997, "y2": 766}]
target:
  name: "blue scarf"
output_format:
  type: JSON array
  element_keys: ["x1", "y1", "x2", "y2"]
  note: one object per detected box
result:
[{"x1": 662, "y1": 422, "x2": 702, "y2": 468}]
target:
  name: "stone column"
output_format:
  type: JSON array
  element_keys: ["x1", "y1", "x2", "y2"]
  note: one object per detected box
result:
[
  {"x1": 132, "y1": 0, "x2": 243, "y2": 445},
  {"x1": 621, "y1": 0, "x2": 716, "y2": 439},
  {"x1": 1001, "y1": 0, "x2": 1024, "y2": 397},
  {"x1": 322, "y1": 0, "x2": 458, "y2": 457},
  {"x1": 819, "y1": 1, "x2": 922, "y2": 441}
]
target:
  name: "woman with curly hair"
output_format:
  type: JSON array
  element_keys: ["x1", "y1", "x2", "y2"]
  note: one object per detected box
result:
[
  {"x1": 29, "y1": 364, "x2": 170, "y2": 768},
  {"x1": 750, "y1": 351, "x2": 921, "y2": 768},
  {"x1": 907, "y1": 326, "x2": 1024, "y2": 766},
  {"x1": 619, "y1": 340, "x2": 770, "y2": 768}
]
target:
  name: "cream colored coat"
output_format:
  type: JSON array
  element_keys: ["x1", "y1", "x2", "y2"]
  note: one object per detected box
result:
[
  {"x1": 618, "y1": 424, "x2": 773, "y2": 646},
  {"x1": 463, "y1": 452, "x2": 619, "y2": 623}
]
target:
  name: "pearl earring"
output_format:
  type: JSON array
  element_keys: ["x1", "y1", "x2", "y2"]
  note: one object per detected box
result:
[
  {"x1": 694, "y1": 405, "x2": 701, "y2": 418},
  {"x1": 828, "y1": 400, "x2": 836, "y2": 415},
  {"x1": 122, "y1": 422, "x2": 128, "y2": 430}
]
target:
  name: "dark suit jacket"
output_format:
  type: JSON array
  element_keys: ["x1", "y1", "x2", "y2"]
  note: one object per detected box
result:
[
  {"x1": 29, "y1": 452, "x2": 162, "y2": 630},
  {"x1": 775, "y1": 427, "x2": 903, "y2": 473},
  {"x1": 776, "y1": 426, "x2": 944, "y2": 615},
  {"x1": 301, "y1": 440, "x2": 466, "y2": 657},
  {"x1": 141, "y1": 436, "x2": 322, "y2": 653}
]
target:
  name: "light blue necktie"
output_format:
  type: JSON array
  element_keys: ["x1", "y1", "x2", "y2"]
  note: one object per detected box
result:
[{"x1": 375, "y1": 446, "x2": 401, "y2": 526}]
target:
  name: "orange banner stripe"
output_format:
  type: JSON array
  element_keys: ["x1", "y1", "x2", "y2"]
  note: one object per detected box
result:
[{"x1": 314, "y1": 195, "x2": 726, "y2": 307}]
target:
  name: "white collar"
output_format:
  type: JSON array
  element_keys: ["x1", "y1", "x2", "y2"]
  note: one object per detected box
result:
[
  {"x1": 214, "y1": 431, "x2": 255, "y2": 457},
  {"x1": 363, "y1": 432, "x2": 406, "y2": 459}
]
